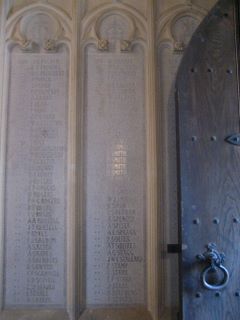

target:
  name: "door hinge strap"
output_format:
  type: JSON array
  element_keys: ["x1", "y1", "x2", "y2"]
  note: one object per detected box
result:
[{"x1": 225, "y1": 133, "x2": 240, "y2": 145}]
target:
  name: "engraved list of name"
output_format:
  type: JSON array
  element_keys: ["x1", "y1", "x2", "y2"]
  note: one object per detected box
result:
[
  {"x1": 5, "y1": 52, "x2": 68, "y2": 307},
  {"x1": 85, "y1": 46, "x2": 146, "y2": 306}
]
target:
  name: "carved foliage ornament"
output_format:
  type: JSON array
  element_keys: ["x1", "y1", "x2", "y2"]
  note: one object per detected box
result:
[{"x1": 97, "y1": 38, "x2": 109, "y2": 51}]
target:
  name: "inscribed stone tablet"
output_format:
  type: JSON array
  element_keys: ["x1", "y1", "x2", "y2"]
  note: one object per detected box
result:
[
  {"x1": 85, "y1": 45, "x2": 146, "y2": 306},
  {"x1": 4, "y1": 52, "x2": 68, "y2": 308}
]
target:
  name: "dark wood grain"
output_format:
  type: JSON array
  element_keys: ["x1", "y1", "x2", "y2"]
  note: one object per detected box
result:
[{"x1": 176, "y1": 0, "x2": 240, "y2": 319}]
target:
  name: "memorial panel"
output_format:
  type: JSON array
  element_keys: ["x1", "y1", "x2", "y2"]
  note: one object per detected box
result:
[
  {"x1": 4, "y1": 50, "x2": 69, "y2": 308},
  {"x1": 84, "y1": 45, "x2": 146, "y2": 306}
]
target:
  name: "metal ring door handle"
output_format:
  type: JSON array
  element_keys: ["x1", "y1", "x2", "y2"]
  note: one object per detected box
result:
[
  {"x1": 197, "y1": 243, "x2": 230, "y2": 290},
  {"x1": 202, "y1": 264, "x2": 229, "y2": 290}
]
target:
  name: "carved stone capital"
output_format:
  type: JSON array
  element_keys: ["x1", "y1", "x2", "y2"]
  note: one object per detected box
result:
[
  {"x1": 18, "y1": 38, "x2": 34, "y2": 51},
  {"x1": 97, "y1": 39, "x2": 109, "y2": 51},
  {"x1": 43, "y1": 39, "x2": 57, "y2": 52},
  {"x1": 120, "y1": 40, "x2": 131, "y2": 52},
  {"x1": 173, "y1": 41, "x2": 185, "y2": 54}
]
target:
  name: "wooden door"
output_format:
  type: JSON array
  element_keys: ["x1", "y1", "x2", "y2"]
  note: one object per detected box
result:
[{"x1": 176, "y1": 0, "x2": 240, "y2": 318}]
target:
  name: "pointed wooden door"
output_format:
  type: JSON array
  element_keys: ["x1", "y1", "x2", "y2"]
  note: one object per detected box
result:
[{"x1": 176, "y1": 0, "x2": 240, "y2": 318}]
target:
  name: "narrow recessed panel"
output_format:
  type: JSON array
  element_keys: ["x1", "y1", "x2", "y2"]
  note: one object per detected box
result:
[
  {"x1": 4, "y1": 52, "x2": 68, "y2": 308},
  {"x1": 85, "y1": 46, "x2": 146, "y2": 306}
]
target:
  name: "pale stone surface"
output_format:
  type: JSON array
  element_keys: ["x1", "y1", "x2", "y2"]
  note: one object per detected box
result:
[
  {"x1": 85, "y1": 45, "x2": 146, "y2": 306},
  {"x1": 157, "y1": 0, "x2": 186, "y2": 15},
  {"x1": 99, "y1": 14, "x2": 129, "y2": 41},
  {"x1": 193, "y1": 0, "x2": 217, "y2": 10},
  {"x1": 157, "y1": 0, "x2": 217, "y2": 16},
  {"x1": 84, "y1": 0, "x2": 148, "y2": 18},
  {"x1": 11, "y1": 0, "x2": 73, "y2": 15},
  {"x1": 4, "y1": 51, "x2": 69, "y2": 307}
]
